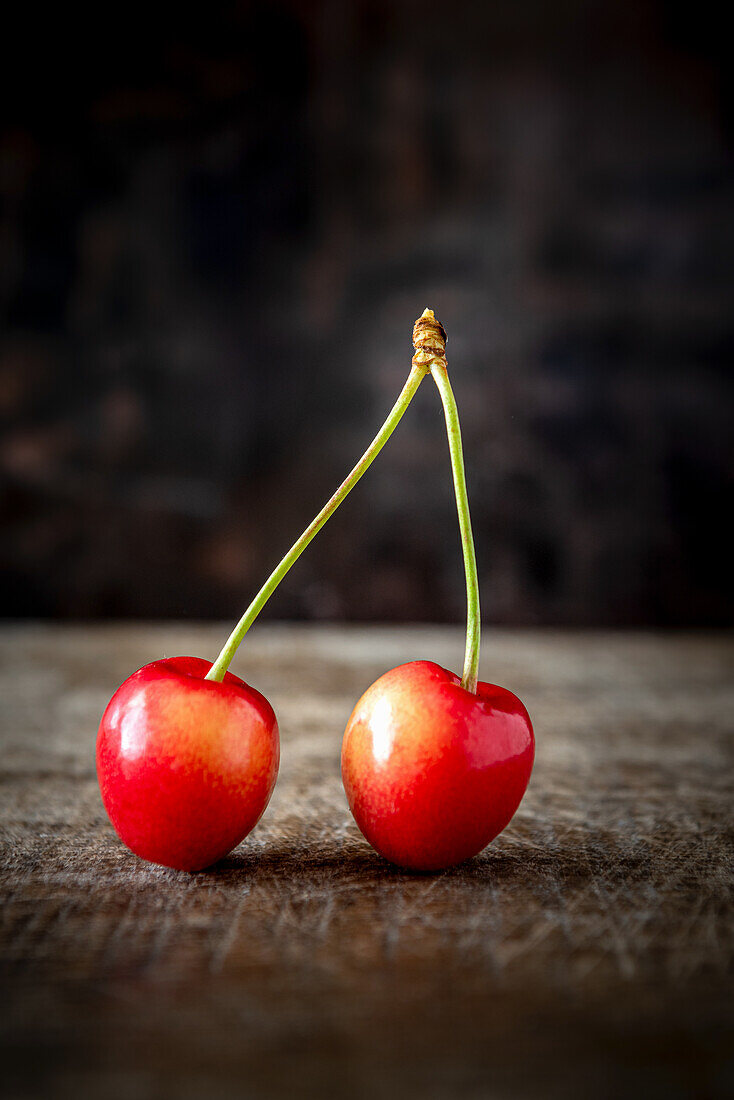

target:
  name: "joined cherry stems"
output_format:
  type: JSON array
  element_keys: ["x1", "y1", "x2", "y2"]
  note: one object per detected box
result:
[{"x1": 207, "y1": 308, "x2": 481, "y2": 694}]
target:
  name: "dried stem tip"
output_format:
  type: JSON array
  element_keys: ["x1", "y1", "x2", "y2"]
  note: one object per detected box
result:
[{"x1": 413, "y1": 307, "x2": 447, "y2": 359}]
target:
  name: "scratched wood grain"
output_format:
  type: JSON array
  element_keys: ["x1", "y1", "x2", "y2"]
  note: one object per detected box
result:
[{"x1": 1, "y1": 624, "x2": 733, "y2": 1100}]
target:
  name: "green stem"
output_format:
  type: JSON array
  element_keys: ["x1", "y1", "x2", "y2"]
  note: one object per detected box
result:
[
  {"x1": 430, "y1": 362, "x2": 481, "y2": 694},
  {"x1": 206, "y1": 363, "x2": 429, "y2": 682}
]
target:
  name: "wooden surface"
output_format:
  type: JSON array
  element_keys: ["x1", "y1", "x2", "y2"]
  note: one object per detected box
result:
[{"x1": 1, "y1": 623, "x2": 733, "y2": 1100}]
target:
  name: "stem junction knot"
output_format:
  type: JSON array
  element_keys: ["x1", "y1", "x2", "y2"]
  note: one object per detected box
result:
[{"x1": 413, "y1": 307, "x2": 447, "y2": 366}]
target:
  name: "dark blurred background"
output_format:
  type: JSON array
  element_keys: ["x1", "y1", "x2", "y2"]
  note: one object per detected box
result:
[{"x1": 1, "y1": 0, "x2": 732, "y2": 626}]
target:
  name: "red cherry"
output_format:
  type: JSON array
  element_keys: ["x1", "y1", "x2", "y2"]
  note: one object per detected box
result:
[
  {"x1": 341, "y1": 660, "x2": 534, "y2": 871},
  {"x1": 96, "y1": 656, "x2": 279, "y2": 871}
]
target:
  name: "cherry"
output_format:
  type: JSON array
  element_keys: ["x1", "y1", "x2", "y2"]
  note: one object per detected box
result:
[
  {"x1": 341, "y1": 661, "x2": 534, "y2": 871},
  {"x1": 340, "y1": 310, "x2": 535, "y2": 870},
  {"x1": 97, "y1": 657, "x2": 278, "y2": 871}
]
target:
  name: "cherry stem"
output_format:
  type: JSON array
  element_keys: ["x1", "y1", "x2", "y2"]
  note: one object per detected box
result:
[
  {"x1": 206, "y1": 362, "x2": 429, "y2": 682},
  {"x1": 429, "y1": 361, "x2": 481, "y2": 694}
]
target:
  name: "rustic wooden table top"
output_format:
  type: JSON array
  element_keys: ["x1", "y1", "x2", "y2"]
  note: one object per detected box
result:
[{"x1": 1, "y1": 623, "x2": 733, "y2": 1099}]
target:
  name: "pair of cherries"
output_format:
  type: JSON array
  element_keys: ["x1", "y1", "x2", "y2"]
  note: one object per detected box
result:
[{"x1": 97, "y1": 312, "x2": 534, "y2": 872}]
